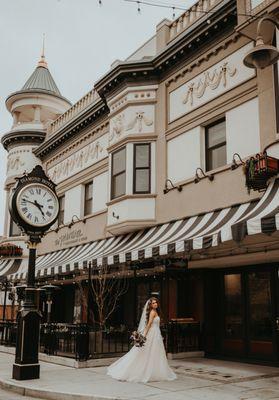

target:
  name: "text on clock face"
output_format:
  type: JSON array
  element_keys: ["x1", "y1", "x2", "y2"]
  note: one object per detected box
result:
[{"x1": 17, "y1": 186, "x2": 58, "y2": 225}]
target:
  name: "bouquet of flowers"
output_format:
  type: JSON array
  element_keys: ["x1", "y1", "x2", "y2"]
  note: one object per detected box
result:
[{"x1": 130, "y1": 331, "x2": 147, "y2": 347}]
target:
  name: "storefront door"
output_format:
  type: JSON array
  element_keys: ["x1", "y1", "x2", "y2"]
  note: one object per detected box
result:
[{"x1": 222, "y1": 267, "x2": 278, "y2": 362}]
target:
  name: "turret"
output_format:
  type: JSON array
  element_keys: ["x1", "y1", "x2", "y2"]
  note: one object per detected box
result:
[{"x1": 1, "y1": 50, "x2": 71, "y2": 241}]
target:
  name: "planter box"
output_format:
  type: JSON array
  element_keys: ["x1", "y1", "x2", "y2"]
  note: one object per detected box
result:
[{"x1": 244, "y1": 153, "x2": 279, "y2": 192}]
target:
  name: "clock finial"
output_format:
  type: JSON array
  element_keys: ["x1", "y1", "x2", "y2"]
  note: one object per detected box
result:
[{"x1": 38, "y1": 34, "x2": 48, "y2": 68}]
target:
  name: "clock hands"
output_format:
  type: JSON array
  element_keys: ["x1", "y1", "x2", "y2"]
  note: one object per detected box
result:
[
  {"x1": 22, "y1": 198, "x2": 45, "y2": 218},
  {"x1": 34, "y1": 200, "x2": 45, "y2": 217}
]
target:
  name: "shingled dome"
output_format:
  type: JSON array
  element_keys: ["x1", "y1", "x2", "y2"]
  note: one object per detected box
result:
[{"x1": 21, "y1": 55, "x2": 61, "y2": 96}]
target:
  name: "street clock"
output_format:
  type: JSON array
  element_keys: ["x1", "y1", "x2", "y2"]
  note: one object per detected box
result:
[
  {"x1": 9, "y1": 165, "x2": 59, "y2": 238},
  {"x1": 8, "y1": 165, "x2": 59, "y2": 380}
]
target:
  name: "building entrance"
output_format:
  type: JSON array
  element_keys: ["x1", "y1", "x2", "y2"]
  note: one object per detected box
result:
[{"x1": 204, "y1": 265, "x2": 279, "y2": 363}]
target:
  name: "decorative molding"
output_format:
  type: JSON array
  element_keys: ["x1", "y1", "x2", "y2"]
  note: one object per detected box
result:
[
  {"x1": 48, "y1": 134, "x2": 108, "y2": 184},
  {"x1": 165, "y1": 33, "x2": 241, "y2": 86},
  {"x1": 182, "y1": 62, "x2": 237, "y2": 107},
  {"x1": 45, "y1": 122, "x2": 109, "y2": 169},
  {"x1": 109, "y1": 113, "x2": 125, "y2": 144},
  {"x1": 7, "y1": 156, "x2": 25, "y2": 173},
  {"x1": 126, "y1": 111, "x2": 153, "y2": 132},
  {"x1": 109, "y1": 107, "x2": 154, "y2": 146},
  {"x1": 169, "y1": 42, "x2": 255, "y2": 123},
  {"x1": 109, "y1": 87, "x2": 157, "y2": 115}
]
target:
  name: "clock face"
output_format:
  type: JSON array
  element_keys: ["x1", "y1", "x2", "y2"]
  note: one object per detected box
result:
[{"x1": 16, "y1": 183, "x2": 59, "y2": 227}]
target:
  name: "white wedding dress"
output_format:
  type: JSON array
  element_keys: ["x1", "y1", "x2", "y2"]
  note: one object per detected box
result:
[{"x1": 107, "y1": 315, "x2": 177, "y2": 383}]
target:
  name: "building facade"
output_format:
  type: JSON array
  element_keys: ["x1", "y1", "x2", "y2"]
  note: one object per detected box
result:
[{"x1": 1, "y1": 0, "x2": 279, "y2": 363}]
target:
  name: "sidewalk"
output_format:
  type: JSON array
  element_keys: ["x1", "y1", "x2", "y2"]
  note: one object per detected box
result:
[{"x1": 0, "y1": 352, "x2": 279, "y2": 400}]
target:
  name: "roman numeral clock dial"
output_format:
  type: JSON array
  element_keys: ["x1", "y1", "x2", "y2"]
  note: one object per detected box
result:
[{"x1": 16, "y1": 183, "x2": 59, "y2": 228}]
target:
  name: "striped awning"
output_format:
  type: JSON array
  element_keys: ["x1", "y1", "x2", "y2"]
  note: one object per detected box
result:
[
  {"x1": 0, "y1": 258, "x2": 23, "y2": 278},
  {"x1": 9, "y1": 178, "x2": 279, "y2": 281}
]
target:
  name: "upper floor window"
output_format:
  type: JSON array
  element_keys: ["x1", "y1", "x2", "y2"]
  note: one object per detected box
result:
[
  {"x1": 111, "y1": 147, "x2": 126, "y2": 199},
  {"x1": 205, "y1": 119, "x2": 226, "y2": 171},
  {"x1": 133, "y1": 143, "x2": 151, "y2": 194},
  {"x1": 9, "y1": 220, "x2": 21, "y2": 237},
  {"x1": 84, "y1": 181, "x2": 93, "y2": 216},
  {"x1": 58, "y1": 195, "x2": 65, "y2": 226}
]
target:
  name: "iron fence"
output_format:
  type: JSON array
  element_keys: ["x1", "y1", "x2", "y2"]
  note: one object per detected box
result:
[
  {"x1": 167, "y1": 321, "x2": 201, "y2": 353},
  {"x1": 40, "y1": 323, "x2": 89, "y2": 361},
  {"x1": 0, "y1": 320, "x2": 17, "y2": 346},
  {"x1": 0, "y1": 320, "x2": 201, "y2": 360}
]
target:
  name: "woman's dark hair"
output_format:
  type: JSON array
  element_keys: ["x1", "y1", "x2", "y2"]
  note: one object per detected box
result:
[{"x1": 146, "y1": 297, "x2": 160, "y2": 323}]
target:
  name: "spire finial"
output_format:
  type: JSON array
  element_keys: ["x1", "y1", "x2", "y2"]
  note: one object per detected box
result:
[{"x1": 38, "y1": 34, "x2": 48, "y2": 68}]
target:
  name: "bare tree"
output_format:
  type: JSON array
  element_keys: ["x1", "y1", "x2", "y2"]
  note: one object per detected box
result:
[
  {"x1": 76, "y1": 263, "x2": 129, "y2": 330},
  {"x1": 89, "y1": 263, "x2": 129, "y2": 330}
]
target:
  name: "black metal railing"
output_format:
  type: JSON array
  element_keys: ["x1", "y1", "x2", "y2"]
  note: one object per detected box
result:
[
  {"x1": 89, "y1": 326, "x2": 132, "y2": 357},
  {"x1": 0, "y1": 320, "x2": 201, "y2": 360},
  {"x1": 167, "y1": 320, "x2": 201, "y2": 353},
  {"x1": 40, "y1": 323, "x2": 89, "y2": 361},
  {"x1": 0, "y1": 320, "x2": 17, "y2": 346}
]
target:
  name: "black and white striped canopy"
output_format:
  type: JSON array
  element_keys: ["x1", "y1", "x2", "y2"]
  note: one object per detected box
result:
[
  {"x1": 0, "y1": 258, "x2": 23, "y2": 278},
  {"x1": 9, "y1": 178, "x2": 279, "y2": 281}
]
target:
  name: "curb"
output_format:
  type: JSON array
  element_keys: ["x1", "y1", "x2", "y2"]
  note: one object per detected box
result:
[{"x1": 0, "y1": 378, "x2": 117, "y2": 400}]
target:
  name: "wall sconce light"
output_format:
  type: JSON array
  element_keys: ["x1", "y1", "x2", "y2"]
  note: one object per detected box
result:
[
  {"x1": 112, "y1": 211, "x2": 119, "y2": 220},
  {"x1": 243, "y1": 15, "x2": 279, "y2": 69},
  {"x1": 231, "y1": 153, "x2": 244, "y2": 170},
  {"x1": 194, "y1": 168, "x2": 214, "y2": 183},
  {"x1": 68, "y1": 214, "x2": 86, "y2": 228},
  {"x1": 163, "y1": 179, "x2": 183, "y2": 194}
]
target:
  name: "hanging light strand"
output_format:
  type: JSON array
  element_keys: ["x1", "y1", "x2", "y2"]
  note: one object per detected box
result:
[{"x1": 123, "y1": 0, "x2": 255, "y2": 19}]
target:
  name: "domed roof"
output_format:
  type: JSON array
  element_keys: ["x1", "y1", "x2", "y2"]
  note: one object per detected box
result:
[{"x1": 21, "y1": 55, "x2": 61, "y2": 96}]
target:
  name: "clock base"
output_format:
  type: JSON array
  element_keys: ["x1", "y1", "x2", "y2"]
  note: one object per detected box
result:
[{"x1": 12, "y1": 363, "x2": 40, "y2": 380}]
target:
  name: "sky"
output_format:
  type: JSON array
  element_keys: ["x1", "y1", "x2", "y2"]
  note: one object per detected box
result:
[{"x1": 0, "y1": 0, "x2": 196, "y2": 235}]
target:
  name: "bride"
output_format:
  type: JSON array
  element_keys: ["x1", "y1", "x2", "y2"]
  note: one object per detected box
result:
[{"x1": 107, "y1": 297, "x2": 177, "y2": 383}]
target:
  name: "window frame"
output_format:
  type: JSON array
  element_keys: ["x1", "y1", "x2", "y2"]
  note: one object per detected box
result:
[
  {"x1": 9, "y1": 219, "x2": 21, "y2": 237},
  {"x1": 58, "y1": 195, "x2": 65, "y2": 226},
  {"x1": 84, "y1": 181, "x2": 93, "y2": 216},
  {"x1": 133, "y1": 143, "x2": 151, "y2": 194},
  {"x1": 205, "y1": 118, "x2": 226, "y2": 172},
  {"x1": 111, "y1": 147, "x2": 126, "y2": 200}
]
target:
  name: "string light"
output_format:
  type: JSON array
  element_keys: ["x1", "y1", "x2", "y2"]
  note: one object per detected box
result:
[
  {"x1": 123, "y1": 0, "x2": 255, "y2": 19},
  {"x1": 124, "y1": 0, "x2": 186, "y2": 12}
]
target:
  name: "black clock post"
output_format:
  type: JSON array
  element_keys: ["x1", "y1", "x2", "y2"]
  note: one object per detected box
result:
[
  {"x1": 9, "y1": 165, "x2": 59, "y2": 380},
  {"x1": 12, "y1": 237, "x2": 41, "y2": 380}
]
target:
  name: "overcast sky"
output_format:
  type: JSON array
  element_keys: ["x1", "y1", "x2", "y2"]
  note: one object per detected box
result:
[{"x1": 0, "y1": 0, "x2": 196, "y2": 235}]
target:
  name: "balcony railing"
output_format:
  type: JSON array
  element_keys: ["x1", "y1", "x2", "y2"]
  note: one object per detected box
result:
[
  {"x1": 0, "y1": 321, "x2": 201, "y2": 361},
  {"x1": 48, "y1": 88, "x2": 100, "y2": 137},
  {"x1": 168, "y1": 0, "x2": 223, "y2": 42}
]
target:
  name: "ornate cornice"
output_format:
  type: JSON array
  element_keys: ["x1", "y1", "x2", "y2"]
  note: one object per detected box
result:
[
  {"x1": 165, "y1": 32, "x2": 241, "y2": 86},
  {"x1": 95, "y1": 0, "x2": 237, "y2": 99},
  {"x1": 6, "y1": 89, "x2": 71, "y2": 109},
  {"x1": 34, "y1": 98, "x2": 109, "y2": 159},
  {"x1": 1, "y1": 130, "x2": 45, "y2": 150}
]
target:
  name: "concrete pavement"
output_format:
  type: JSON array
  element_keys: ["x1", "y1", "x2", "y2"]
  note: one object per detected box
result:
[
  {"x1": 0, "y1": 352, "x2": 279, "y2": 400},
  {"x1": 0, "y1": 387, "x2": 41, "y2": 400}
]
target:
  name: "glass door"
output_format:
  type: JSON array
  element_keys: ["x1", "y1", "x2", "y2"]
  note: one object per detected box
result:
[
  {"x1": 247, "y1": 270, "x2": 275, "y2": 360},
  {"x1": 223, "y1": 273, "x2": 245, "y2": 356}
]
